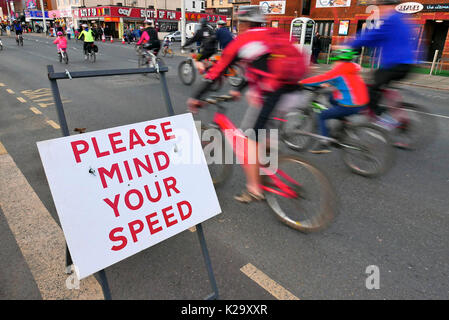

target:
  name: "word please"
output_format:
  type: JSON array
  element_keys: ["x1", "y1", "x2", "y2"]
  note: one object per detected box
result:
[{"x1": 70, "y1": 121, "x2": 175, "y2": 163}]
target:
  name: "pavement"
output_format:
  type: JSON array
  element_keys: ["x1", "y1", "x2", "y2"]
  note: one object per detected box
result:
[{"x1": 0, "y1": 33, "x2": 448, "y2": 301}]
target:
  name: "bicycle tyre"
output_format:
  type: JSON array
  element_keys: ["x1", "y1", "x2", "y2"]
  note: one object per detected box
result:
[
  {"x1": 263, "y1": 155, "x2": 335, "y2": 233},
  {"x1": 59, "y1": 53, "x2": 62, "y2": 63},
  {"x1": 178, "y1": 60, "x2": 196, "y2": 85},
  {"x1": 227, "y1": 65, "x2": 245, "y2": 87},
  {"x1": 280, "y1": 108, "x2": 316, "y2": 152},
  {"x1": 201, "y1": 124, "x2": 233, "y2": 187},
  {"x1": 340, "y1": 123, "x2": 394, "y2": 177},
  {"x1": 20, "y1": 37, "x2": 23, "y2": 46},
  {"x1": 64, "y1": 52, "x2": 69, "y2": 64},
  {"x1": 387, "y1": 102, "x2": 437, "y2": 150}
]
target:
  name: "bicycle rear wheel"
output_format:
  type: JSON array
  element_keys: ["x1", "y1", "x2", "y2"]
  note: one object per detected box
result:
[
  {"x1": 386, "y1": 103, "x2": 437, "y2": 150},
  {"x1": 262, "y1": 155, "x2": 335, "y2": 233},
  {"x1": 341, "y1": 123, "x2": 394, "y2": 177},
  {"x1": 178, "y1": 60, "x2": 196, "y2": 85}
]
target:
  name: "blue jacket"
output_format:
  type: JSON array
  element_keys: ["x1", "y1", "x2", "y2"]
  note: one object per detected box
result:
[
  {"x1": 216, "y1": 27, "x2": 234, "y2": 50},
  {"x1": 349, "y1": 11, "x2": 416, "y2": 69}
]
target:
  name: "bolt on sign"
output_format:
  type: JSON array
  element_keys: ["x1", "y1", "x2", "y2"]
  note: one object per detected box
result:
[{"x1": 37, "y1": 113, "x2": 221, "y2": 279}]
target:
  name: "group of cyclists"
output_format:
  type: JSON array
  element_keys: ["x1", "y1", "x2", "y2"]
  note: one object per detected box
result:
[
  {"x1": 185, "y1": 0, "x2": 415, "y2": 202},
  {"x1": 3, "y1": 1, "x2": 414, "y2": 203}
]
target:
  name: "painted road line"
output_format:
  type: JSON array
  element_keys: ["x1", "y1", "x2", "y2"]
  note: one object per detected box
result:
[
  {"x1": 46, "y1": 120, "x2": 61, "y2": 129},
  {"x1": 17, "y1": 97, "x2": 27, "y2": 103},
  {"x1": 6, "y1": 89, "x2": 15, "y2": 94},
  {"x1": 240, "y1": 263, "x2": 300, "y2": 300},
  {"x1": 0, "y1": 141, "x2": 7, "y2": 155},
  {"x1": 30, "y1": 107, "x2": 42, "y2": 115},
  {"x1": 0, "y1": 142, "x2": 103, "y2": 299},
  {"x1": 388, "y1": 106, "x2": 449, "y2": 120}
]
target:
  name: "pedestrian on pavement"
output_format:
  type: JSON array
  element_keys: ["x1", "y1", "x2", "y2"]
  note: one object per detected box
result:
[{"x1": 311, "y1": 32, "x2": 322, "y2": 64}]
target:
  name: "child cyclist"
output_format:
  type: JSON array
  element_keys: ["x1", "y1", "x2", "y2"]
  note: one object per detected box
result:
[
  {"x1": 300, "y1": 49, "x2": 369, "y2": 154},
  {"x1": 53, "y1": 31, "x2": 68, "y2": 57}
]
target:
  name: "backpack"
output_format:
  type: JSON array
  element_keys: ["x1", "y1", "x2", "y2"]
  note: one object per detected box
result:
[{"x1": 266, "y1": 29, "x2": 308, "y2": 83}]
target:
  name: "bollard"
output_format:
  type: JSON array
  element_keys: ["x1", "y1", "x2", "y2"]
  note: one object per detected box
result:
[
  {"x1": 430, "y1": 50, "x2": 439, "y2": 75},
  {"x1": 327, "y1": 44, "x2": 332, "y2": 64},
  {"x1": 359, "y1": 47, "x2": 365, "y2": 66}
]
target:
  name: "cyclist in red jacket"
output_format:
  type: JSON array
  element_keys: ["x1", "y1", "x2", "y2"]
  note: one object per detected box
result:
[{"x1": 188, "y1": 5, "x2": 308, "y2": 202}]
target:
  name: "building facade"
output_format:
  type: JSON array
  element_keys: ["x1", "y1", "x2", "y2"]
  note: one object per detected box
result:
[{"x1": 249, "y1": 0, "x2": 449, "y2": 63}]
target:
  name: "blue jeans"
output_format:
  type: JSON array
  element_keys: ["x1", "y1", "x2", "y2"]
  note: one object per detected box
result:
[{"x1": 318, "y1": 98, "x2": 365, "y2": 137}]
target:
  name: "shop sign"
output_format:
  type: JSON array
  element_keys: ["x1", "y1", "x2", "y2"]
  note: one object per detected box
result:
[
  {"x1": 424, "y1": 3, "x2": 449, "y2": 11},
  {"x1": 316, "y1": 0, "x2": 351, "y2": 8},
  {"x1": 395, "y1": 2, "x2": 423, "y2": 14},
  {"x1": 26, "y1": 0, "x2": 37, "y2": 10},
  {"x1": 260, "y1": 1, "x2": 286, "y2": 14}
]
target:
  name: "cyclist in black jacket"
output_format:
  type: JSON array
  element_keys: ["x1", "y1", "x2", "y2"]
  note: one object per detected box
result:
[{"x1": 182, "y1": 18, "x2": 217, "y2": 73}]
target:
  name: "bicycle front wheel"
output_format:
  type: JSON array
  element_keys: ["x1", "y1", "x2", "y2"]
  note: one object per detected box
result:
[
  {"x1": 64, "y1": 52, "x2": 69, "y2": 64},
  {"x1": 263, "y1": 155, "x2": 335, "y2": 233},
  {"x1": 201, "y1": 124, "x2": 233, "y2": 187},
  {"x1": 280, "y1": 108, "x2": 316, "y2": 152},
  {"x1": 341, "y1": 123, "x2": 394, "y2": 177}
]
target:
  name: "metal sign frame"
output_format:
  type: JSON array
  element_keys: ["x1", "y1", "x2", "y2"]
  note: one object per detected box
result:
[{"x1": 46, "y1": 64, "x2": 219, "y2": 300}]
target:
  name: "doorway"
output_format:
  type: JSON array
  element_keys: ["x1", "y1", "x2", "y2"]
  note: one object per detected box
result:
[{"x1": 426, "y1": 20, "x2": 449, "y2": 61}]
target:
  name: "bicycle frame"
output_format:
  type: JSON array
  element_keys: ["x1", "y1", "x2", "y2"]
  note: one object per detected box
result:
[{"x1": 210, "y1": 109, "x2": 300, "y2": 199}]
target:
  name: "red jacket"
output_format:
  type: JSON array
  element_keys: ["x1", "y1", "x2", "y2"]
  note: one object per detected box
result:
[{"x1": 205, "y1": 27, "x2": 307, "y2": 93}]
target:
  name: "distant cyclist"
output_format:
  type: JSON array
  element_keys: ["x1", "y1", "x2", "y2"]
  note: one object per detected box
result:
[
  {"x1": 78, "y1": 24, "x2": 95, "y2": 60},
  {"x1": 182, "y1": 18, "x2": 218, "y2": 73},
  {"x1": 13, "y1": 20, "x2": 23, "y2": 44},
  {"x1": 137, "y1": 20, "x2": 161, "y2": 55},
  {"x1": 348, "y1": 0, "x2": 416, "y2": 125}
]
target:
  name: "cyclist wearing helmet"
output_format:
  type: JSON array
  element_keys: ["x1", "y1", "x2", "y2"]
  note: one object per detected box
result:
[
  {"x1": 188, "y1": 5, "x2": 308, "y2": 202},
  {"x1": 300, "y1": 49, "x2": 369, "y2": 154},
  {"x1": 78, "y1": 24, "x2": 95, "y2": 59},
  {"x1": 182, "y1": 18, "x2": 217, "y2": 73},
  {"x1": 348, "y1": 0, "x2": 416, "y2": 125},
  {"x1": 53, "y1": 31, "x2": 67, "y2": 56},
  {"x1": 136, "y1": 20, "x2": 161, "y2": 55},
  {"x1": 215, "y1": 19, "x2": 234, "y2": 50}
]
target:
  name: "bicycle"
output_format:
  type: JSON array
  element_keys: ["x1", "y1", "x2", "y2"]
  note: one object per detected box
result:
[
  {"x1": 198, "y1": 94, "x2": 336, "y2": 233},
  {"x1": 16, "y1": 34, "x2": 23, "y2": 46},
  {"x1": 84, "y1": 43, "x2": 96, "y2": 63},
  {"x1": 178, "y1": 49, "x2": 245, "y2": 90},
  {"x1": 280, "y1": 87, "x2": 394, "y2": 178},
  {"x1": 136, "y1": 45, "x2": 164, "y2": 80},
  {"x1": 367, "y1": 86, "x2": 437, "y2": 150},
  {"x1": 162, "y1": 44, "x2": 174, "y2": 57},
  {"x1": 58, "y1": 48, "x2": 69, "y2": 64}
]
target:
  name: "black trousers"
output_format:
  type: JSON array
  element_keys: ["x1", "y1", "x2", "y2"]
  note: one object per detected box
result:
[{"x1": 369, "y1": 64, "x2": 412, "y2": 115}]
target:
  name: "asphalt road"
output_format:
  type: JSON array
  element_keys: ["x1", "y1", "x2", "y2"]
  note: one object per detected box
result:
[{"x1": 0, "y1": 34, "x2": 448, "y2": 300}]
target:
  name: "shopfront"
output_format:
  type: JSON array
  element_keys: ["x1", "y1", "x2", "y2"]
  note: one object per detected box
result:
[{"x1": 25, "y1": 10, "x2": 53, "y2": 31}]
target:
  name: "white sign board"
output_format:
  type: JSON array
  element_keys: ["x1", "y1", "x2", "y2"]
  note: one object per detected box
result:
[
  {"x1": 37, "y1": 113, "x2": 221, "y2": 279},
  {"x1": 260, "y1": 1, "x2": 286, "y2": 15},
  {"x1": 316, "y1": 0, "x2": 351, "y2": 8}
]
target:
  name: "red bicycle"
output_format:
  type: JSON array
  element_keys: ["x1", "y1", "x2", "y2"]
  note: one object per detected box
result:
[{"x1": 199, "y1": 95, "x2": 336, "y2": 233}]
